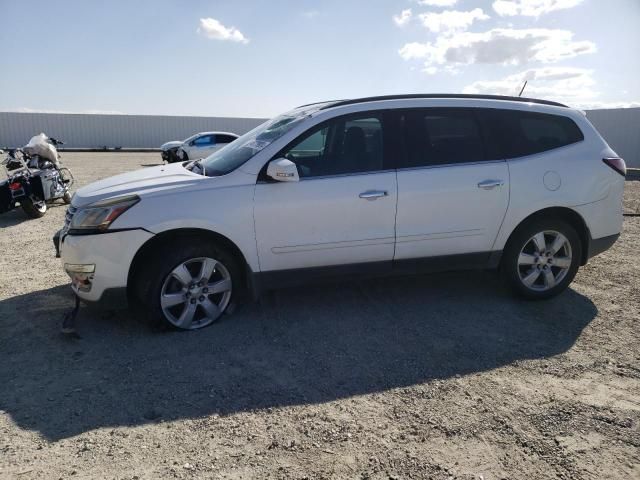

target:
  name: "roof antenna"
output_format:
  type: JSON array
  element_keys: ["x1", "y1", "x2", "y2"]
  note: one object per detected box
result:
[{"x1": 518, "y1": 80, "x2": 528, "y2": 97}]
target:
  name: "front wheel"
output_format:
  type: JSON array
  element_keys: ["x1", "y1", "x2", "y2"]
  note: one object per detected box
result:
[
  {"x1": 21, "y1": 198, "x2": 47, "y2": 218},
  {"x1": 133, "y1": 240, "x2": 239, "y2": 330},
  {"x1": 502, "y1": 219, "x2": 582, "y2": 300}
]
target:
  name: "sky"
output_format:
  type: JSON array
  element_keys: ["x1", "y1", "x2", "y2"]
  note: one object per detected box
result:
[{"x1": 1, "y1": 0, "x2": 638, "y2": 118}]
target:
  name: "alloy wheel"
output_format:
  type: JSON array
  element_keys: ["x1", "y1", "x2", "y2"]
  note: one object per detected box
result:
[
  {"x1": 160, "y1": 257, "x2": 232, "y2": 330},
  {"x1": 517, "y1": 230, "x2": 573, "y2": 292}
]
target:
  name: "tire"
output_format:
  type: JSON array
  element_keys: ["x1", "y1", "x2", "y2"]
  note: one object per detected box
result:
[
  {"x1": 132, "y1": 238, "x2": 241, "y2": 331},
  {"x1": 501, "y1": 218, "x2": 582, "y2": 300},
  {"x1": 21, "y1": 198, "x2": 47, "y2": 218},
  {"x1": 62, "y1": 191, "x2": 72, "y2": 204}
]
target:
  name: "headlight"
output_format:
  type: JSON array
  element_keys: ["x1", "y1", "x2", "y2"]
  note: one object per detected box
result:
[{"x1": 70, "y1": 195, "x2": 139, "y2": 232}]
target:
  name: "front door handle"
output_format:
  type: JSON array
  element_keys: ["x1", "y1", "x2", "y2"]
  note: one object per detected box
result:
[
  {"x1": 477, "y1": 179, "x2": 504, "y2": 190},
  {"x1": 359, "y1": 190, "x2": 388, "y2": 200}
]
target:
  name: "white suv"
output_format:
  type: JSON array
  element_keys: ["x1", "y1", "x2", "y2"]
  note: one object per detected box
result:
[{"x1": 56, "y1": 95, "x2": 626, "y2": 331}]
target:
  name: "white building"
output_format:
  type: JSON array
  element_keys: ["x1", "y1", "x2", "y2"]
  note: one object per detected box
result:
[{"x1": 1, "y1": 108, "x2": 638, "y2": 168}]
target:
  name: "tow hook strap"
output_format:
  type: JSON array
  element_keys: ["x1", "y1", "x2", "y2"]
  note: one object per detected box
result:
[{"x1": 61, "y1": 294, "x2": 81, "y2": 338}]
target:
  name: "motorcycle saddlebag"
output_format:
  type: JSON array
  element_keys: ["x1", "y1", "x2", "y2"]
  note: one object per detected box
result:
[
  {"x1": 30, "y1": 170, "x2": 58, "y2": 201},
  {"x1": 0, "y1": 180, "x2": 12, "y2": 214}
]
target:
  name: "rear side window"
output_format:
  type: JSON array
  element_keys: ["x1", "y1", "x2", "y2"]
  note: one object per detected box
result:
[
  {"x1": 479, "y1": 109, "x2": 584, "y2": 159},
  {"x1": 401, "y1": 108, "x2": 486, "y2": 168},
  {"x1": 215, "y1": 134, "x2": 237, "y2": 144}
]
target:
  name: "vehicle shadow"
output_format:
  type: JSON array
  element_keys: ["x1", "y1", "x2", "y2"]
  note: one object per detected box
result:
[
  {"x1": 0, "y1": 202, "x2": 67, "y2": 228},
  {"x1": 0, "y1": 271, "x2": 597, "y2": 441}
]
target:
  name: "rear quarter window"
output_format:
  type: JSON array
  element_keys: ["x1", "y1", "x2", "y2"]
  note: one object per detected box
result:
[{"x1": 479, "y1": 109, "x2": 584, "y2": 159}]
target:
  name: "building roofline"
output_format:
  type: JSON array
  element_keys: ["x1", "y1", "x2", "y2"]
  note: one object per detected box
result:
[{"x1": 313, "y1": 94, "x2": 568, "y2": 110}]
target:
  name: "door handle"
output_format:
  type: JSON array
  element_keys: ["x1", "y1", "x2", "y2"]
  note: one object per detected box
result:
[
  {"x1": 359, "y1": 190, "x2": 388, "y2": 200},
  {"x1": 477, "y1": 179, "x2": 504, "y2": 190}
]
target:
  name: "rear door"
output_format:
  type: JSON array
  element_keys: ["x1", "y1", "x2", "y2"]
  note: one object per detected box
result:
[
  {"x1": 214, "y1": 134, "x2": 238, "y2": 150},
  {"x1": 394, "y1": 108, "x2": 510, "y2": 264}
]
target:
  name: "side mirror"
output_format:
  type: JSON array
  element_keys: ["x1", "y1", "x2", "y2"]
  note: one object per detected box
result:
[{"x1": 267, "y1": 158, "x2": 299, "y2": 182}]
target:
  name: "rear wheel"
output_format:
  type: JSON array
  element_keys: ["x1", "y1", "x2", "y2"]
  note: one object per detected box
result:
[
  {"x1": 502, "y1": 219, "x2": 581, "y2": 300},
  {"x1": 21, "y1": 198, "x2": 47, "y2": 218},
  {"x1": 133, "y1": 239, "x2": 240, "y2": 330}
]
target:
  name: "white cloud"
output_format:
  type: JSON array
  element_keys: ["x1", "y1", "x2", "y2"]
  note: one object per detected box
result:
[
  {"x1": 493, "y1": 0, "x2": 584, "y2": 17},
  {"x1": 197, "y1": 18, "x2": 249, "y2": 44},
  {"x1": 398, "y1": 28, "x2": 596, "y2": 68},
  {"x1": 393, "y1": 9, "x2": 413, "y2": 27},
  {"x1": 418, "y1": 8, "x2": 489, "y2": 34},
  {"x1": 575, "y1": 101, "x2": 640, "y2": 110},
  {"x1": 418, "y1": 0, "x2": 458, "y2": 6},
  {"x1": 463, "y1": 68, "x2": 640, "y2": 108},
  {"x1": 463, "y1": 67, "x2": 597, "y2": 99}
]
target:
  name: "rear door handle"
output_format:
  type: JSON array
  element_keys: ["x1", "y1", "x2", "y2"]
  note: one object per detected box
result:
[
  {"x1": 477, "y1": 179, "x2": 504, "y2": 190},
  {"x1": 359, "y1": 190, "x2": 388, "y2": 200}
]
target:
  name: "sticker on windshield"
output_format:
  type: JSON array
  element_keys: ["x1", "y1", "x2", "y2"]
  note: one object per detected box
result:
[{"x1": 242, "y1": 139, "x2": 271, "y2": 151}]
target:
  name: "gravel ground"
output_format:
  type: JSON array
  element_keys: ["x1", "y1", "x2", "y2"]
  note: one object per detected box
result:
[{"x1": 1, "y1": 153, "x2": 639, "y2": 480}]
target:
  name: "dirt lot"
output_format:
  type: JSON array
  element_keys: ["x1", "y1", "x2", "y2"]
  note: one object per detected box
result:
[{"x1": 1, "y1": 153, "x2": 638, "y2": 480}]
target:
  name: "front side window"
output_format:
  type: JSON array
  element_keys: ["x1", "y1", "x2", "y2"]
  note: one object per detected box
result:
[
  {"x1": 402, "y1": 108, "x2": 485, "y2": 168},
  {"x1": 193, "y1": 135, "x2": 214, "y2": 146},
  {"x1": 280, "y1": 114, "x2": 385, "y2": 178}
]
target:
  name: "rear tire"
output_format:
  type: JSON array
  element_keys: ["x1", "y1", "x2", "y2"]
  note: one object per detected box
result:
[
  {"x1": 132, "y1": 239, "x2": 240, "y2": 330},
  {"x1": 502, "y1": 219, "x2": 582, "y2": 300},
  {"x1": 21, "y1": 198, "x2": 47, "y2": 218}
]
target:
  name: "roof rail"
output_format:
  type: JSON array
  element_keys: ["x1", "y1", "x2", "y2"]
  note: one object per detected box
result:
[
  {"x1": 318, "y1": 94, "x2": 568, "y2": 110},
  {"x1": 296, "y1": 99, "x2": 348, "y2": 109}
]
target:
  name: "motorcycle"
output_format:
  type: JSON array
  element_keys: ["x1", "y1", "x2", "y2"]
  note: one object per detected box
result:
[{"x1": 0, "y1": 134, "x2": 74, "y2": 218}]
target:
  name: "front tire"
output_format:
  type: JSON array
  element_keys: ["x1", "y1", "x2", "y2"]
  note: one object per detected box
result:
[
  {"x1": 502, "y1": 219, "x2": 581, "y2": 300},
  {"x1": 21, "y1": 198, "x2": 47, "y2": 218},
  {"x1": 133, "y1": 239, "x2": 240, "y2": 330}
]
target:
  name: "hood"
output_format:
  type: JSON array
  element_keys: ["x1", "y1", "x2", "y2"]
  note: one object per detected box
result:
[
  {"x1": 160, "y1": 141, "x2": 183, "y2": 151},
  {"x1": 72, "y1": 162, "x2": 203, "y2": 207}
]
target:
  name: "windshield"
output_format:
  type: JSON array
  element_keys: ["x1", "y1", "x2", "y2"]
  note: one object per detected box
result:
[{"x1": 199, "y1": 102, "x2": 335, "y2": 176}]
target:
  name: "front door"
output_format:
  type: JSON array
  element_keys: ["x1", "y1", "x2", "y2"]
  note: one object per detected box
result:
[
  {"x1": 189, "y1": 134, "x2": 216, "y2": 159},
  {"x1": 254, "y1": 112, "x2": 398, "y2": 273}
]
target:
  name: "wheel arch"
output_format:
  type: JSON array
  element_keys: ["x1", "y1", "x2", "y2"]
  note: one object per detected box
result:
[
  {"x1": 503, "y1": 207, "x2": 591, "y2": 266},
  {"x1": 127, "y1": 228, "x2": 251, "y2": 297}
]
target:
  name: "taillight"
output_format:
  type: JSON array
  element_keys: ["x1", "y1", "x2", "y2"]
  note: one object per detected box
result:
[
  {"x1": 603, "y1": 157, "x2": 626, "y2": 177},
  {"x1": 9, "y1": 182, "x2": 22, "y2": 191}
]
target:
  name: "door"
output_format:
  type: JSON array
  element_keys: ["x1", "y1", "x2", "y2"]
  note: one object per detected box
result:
[
  {"x1": 394, "y1": 108, "x2": 509, "y2": 263},
  {"x1": 187, "y1": 134, "x2": 216, "y2": 159},
  {"x1": 254, "y1": 112, "x2": 397, "y2": 273}
]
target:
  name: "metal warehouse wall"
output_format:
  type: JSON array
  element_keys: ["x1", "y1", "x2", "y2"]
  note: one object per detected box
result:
[
  {"x1": 585, "y1": 108, "x2": 640, "y2": 168},
  {"x1": 0, "y1": 112, "x2": 266, "y2": 149},
  {"x1": 0, "y1": 109, "x2": 638, "y2": 167}
]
